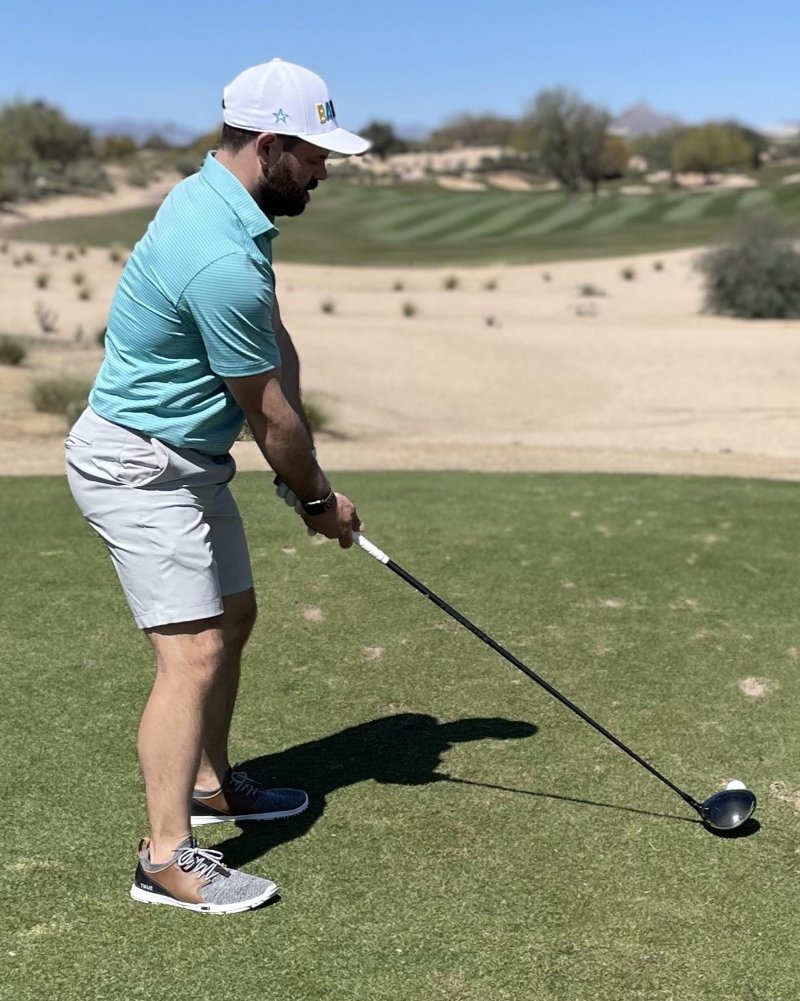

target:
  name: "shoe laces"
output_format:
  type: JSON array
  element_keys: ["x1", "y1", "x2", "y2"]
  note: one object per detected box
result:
[
  {"x1": 227, "y1": 767, "x2": 261, "y2": 799},
  {"x1": 175, "y1": 842, "x2": 229, "y2": 882}
]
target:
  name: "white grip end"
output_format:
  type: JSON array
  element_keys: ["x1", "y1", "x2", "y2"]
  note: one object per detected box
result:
[{"x1": 354, "y1": 532, "x2": 390, "y2": 564}]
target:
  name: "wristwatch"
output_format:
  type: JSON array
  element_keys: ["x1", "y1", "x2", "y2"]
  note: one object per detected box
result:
[{"x1": 301, "y1": 490, "x2": 336, "y2": 517}]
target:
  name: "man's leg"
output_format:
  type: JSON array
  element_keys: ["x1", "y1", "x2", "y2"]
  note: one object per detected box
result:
[
  {"x1": 138, "y1": 594, "x2": 254, "y2": 864},
  {"x1": 195, "y1": 589, "x2": 257, "y2": 790}
]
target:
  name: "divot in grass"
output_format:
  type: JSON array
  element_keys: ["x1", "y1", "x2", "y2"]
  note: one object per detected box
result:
[
  {"x1": 737, "y1": 676, "x2": 777, "y2": 699},
  {"x1": 302, "y1": 605, "x2": 325, "y2": 623},
  {"x1": 362, "y1": 646, "x2": 385, "y2": 662},
  {"x1": 768, "y1": 781, "x2": 800, "y2": 812}
]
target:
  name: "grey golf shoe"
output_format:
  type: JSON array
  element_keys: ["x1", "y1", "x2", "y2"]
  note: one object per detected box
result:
[{"x1": 130, "y1": 836, "x2": 278, "y2": 914}]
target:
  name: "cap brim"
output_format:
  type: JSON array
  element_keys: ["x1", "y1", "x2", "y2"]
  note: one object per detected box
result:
[{"x1": 298, "y1": 127, "x2": 371, "y2": 155}]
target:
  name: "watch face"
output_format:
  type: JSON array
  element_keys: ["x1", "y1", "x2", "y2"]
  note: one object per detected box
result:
[{"x1": 303, "y1": 492, "x2": 335, "y2": 516}]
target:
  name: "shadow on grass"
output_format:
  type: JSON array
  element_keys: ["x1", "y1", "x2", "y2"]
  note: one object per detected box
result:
[
  {"x1": 214, "y1": 713, "x2": 536, "y2": 867},
  {"x1": 443, "y1": 777, "x2": 761, "y2": 837}
]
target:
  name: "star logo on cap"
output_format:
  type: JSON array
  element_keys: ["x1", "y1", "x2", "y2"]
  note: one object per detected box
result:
[{"x1": 273, "y1": 108, "x2": 289, "y2": 124}]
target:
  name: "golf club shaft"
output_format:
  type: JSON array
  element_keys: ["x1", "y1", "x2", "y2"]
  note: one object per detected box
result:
[{"x1": 354, "y1": 533, "x2": 700, "y2": 812}]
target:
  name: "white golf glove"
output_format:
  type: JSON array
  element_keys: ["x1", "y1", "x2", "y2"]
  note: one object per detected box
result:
[
  {"x1": 274, "y1": 476, "x2": 304, "y2": 515},
  {"x1": 273, "y1": 448, "x2": 316, "y2": 514}
]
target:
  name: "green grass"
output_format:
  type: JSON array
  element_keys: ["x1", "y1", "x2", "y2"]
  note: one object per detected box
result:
[
  {"x1": 10, "y1": 174, "x2": 800, "y2": 265},
  {"x1": 3, "y1": 470, "x2": 800, "y2": 1000}
]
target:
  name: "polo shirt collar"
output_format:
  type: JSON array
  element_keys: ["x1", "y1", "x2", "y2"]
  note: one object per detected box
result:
[{"x1": 200, "y1": 152, "x2": 279, "y2": 240}]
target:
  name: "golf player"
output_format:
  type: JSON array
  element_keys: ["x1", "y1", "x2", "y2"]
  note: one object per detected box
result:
[{"x1": 65, "y1": 59, "x2": 370, "y2": 914}]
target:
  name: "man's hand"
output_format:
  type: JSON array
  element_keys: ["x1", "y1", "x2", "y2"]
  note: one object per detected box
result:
[{"x1": 301, "y1": 492, "x2": 361, "y2": 549}]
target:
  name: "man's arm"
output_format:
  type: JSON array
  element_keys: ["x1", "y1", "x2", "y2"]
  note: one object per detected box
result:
[
  {"x1": 272, "y1": 297, "x2": 314, "y2": 441},
  {"x1": 224, "y1": 368, "x2": 359, "y2": 547}
]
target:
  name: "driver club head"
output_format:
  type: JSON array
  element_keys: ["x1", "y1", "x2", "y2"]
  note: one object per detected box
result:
[{"x1": 697, "y1": 788, "x2": 757, "y2": 831}]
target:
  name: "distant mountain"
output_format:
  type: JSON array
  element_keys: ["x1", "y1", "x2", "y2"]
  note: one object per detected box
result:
[
  {"x1": 85, "y1": 117, "x2": 207, "y2": 147},
  {"x1": 612, "y1": 102, "x2": 683, "y2": 137}
]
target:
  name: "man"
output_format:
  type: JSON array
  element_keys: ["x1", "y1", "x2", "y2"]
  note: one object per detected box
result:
[{"x1": 65, "y1": 58, "x2": 370, "y2": 914}]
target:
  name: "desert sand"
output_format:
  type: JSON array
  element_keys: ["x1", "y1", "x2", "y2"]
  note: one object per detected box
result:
[{"x1": 2, "y1": 182, "x2": 800, "y2": 481}]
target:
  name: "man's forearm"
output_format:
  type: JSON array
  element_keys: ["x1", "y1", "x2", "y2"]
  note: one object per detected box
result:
[
  {"x1": 245, "y1": 407, "x2": 329, "y2": 502},
  {"x1": 275, "y1": 323, "x2": 314, "y2": 440}
]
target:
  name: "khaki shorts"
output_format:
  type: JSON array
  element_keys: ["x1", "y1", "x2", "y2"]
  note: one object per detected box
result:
[{"x1": 65, "y1": 407, "x2": 253, "y2": 629}]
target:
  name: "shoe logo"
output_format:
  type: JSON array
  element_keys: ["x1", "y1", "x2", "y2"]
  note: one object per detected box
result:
[{"x1": 140, "y1": 882, "x2": 154, "y2": 891}]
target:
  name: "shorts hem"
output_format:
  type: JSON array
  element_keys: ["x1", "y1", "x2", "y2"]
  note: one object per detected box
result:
[{"x1": 135, "y1": 601, "x2": 225, "y2": 630}]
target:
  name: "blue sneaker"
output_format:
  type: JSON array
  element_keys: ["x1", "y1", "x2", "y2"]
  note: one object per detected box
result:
[{"x1": 191, "y1": 766, "x2": 308, "y2": 826}]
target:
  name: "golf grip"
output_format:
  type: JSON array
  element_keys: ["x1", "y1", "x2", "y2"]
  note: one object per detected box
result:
[{"x1": 353, "y1": 532, "x2": 700, "y2": 811}]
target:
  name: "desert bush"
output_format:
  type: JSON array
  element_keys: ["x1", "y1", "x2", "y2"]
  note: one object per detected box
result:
[
  {"x1": 578, "y1": 283, "x2": 606, "y2": 297},
  {"x1": 320, "y1": 298, "x2": 336, "y2": 314},
  {"x1": 542, "y1": 272, "x2": 552, "y2": 282},
  {"x1": 392, "y1": 280, "x2": 405, "y2": 292},
  {"x1": 402, "y1": 300, "x2": 418, "y2": 318},
  {"x1": 77, "y1": 286, "x2": 91, "y2": 301},
  {"x1": 697, "y1": 212, "x2": 800, "y2": 319},
  {"x1": 0, "y1": 336, "x2": 27, "y2": 366},
  {"x1": 443, "y1": 274, "x2": 460, "y2": 290},
  {"x1": 237, "y1": 392, "x2": 332, "y2": 440},
  {"x1": 35, "y1": 271, "x2": 50, "y2": 288},
  {"x1": 34, "y1": 301, "x2": 58, "y2": 333},
  {"x1": 72, "y1": 271, "x2": 86, "y2": 285},
  {"x1": 621, "y1": 267, "x2": 636, "y2": 281},
  {"x1": 30, "y1": 375, "x2": 93, "y2": 416},
  {"x1": 303, "y1": 394, "x2": 333, "y2": 434},
  {"x1": 484, "y1": 278, "x2": 498, "y2": 291},
  {"x1": 653, "y1": 260, "x2": 665, "y2": 272},
  {"x1": 109, "y1": 245, "x2": 126, "y2": 264}
]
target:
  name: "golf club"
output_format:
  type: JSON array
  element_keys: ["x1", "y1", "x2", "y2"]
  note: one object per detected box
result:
[{"x1": 353, "y1": 532, "x2": 756, "y2": 833}]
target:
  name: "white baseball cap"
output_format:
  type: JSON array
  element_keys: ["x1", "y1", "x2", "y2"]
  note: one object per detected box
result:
[{"x1": 222, "y1": 58, "x2": 371, "y2": 156}]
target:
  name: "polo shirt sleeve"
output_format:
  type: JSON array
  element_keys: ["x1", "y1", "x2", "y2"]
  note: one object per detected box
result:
[{"x1": 180, "y1": 252, "x2": 282, "y2": 377}]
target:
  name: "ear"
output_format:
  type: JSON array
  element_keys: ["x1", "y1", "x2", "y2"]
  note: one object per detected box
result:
[{"x1": 255, "y1": 132, "x2": 282, "y2": 168}]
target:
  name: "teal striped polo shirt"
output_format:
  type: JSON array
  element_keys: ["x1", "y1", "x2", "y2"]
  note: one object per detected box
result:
[{"x1": 90, "y1": 152, "x2": 281, "y2": 454}]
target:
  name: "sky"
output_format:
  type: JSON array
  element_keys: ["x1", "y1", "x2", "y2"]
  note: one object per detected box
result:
[{"x1": 1, "y1": 0, "x2": 798, "y2": 139}]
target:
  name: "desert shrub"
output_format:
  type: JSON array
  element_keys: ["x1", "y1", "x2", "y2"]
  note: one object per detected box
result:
[
  {"x1": 484, "y1": 278, "x2": 498, "y2": 291},
  {"x1": 621, "y1": 267, "x2": 636, "y2": 281},
  {"x1": 0, "y1": 336, "x2": 27, "y2": 366},
  {"x1": 443, "y1": 274, "x2": 460, "y2": 290},
  {"x1": 30, "y1": 375, "x2": 93, "y2": 416},
  {"x1": 77, "y1": 286, "x2": 91, "y2": 301},
  {"x1": 126, "y1": 160, "x2": 154, "y2": 187},
  {"x1": 237, "y1": 392, "x2": 332, "y2": 440},
  {"x1": 697, "y1": 212, "x2": 800, "y2": 319},
  {"x1": 109, "y1": 245, "x2": 126, "y2": 264},
  {"x1": 320, "y1": 298, "x2": 336, "y2": 314},
  {"x1": 72, "y1": 270, "x2": 86, "y2": 285},
  {"x1": 578, "y1": 283, "x2": 606, "y2": 297},
  {"x1": 653, "y1": 260, "x2": 665, "y2": 272},
  {"x1": 402, "y1": 300, "x2": 418, "y2": 317},
  {"x1": 303, "y1": 393, "x2": 333, "y2": 434},
  {"x1": 35, "y1": 271, "x2": 50, "y2": 288},
  {"x1": 392, "y1": 280, "x2": 405, "y2": 292},
  {"x1": 34, "y1": 301, "x2": 58, "y2": 333},
  {"x1": 542, "y1": 272, "x2": 552, "y2": 282}
]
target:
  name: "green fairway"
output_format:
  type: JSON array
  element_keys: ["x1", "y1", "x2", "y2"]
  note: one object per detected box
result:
[
  {"x1": 11, "y1": 173, "x2": 800, "y2": 265},
  {"x1": 3, "y1": 470, "x2": 800, "y2": 1000}
]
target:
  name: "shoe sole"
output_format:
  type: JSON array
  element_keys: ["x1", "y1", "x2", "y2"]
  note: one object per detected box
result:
[
  {"x1": 190, "y1": 796, "x2": 309, "y2": 826},
  {"x1": 130, "y1": 882, "x2": 278, "y2": 914}
]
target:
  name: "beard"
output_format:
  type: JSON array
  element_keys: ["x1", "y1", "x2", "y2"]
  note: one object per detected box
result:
[{"x1": 255, "y1": 155, "x2": 318, "y2": 217}]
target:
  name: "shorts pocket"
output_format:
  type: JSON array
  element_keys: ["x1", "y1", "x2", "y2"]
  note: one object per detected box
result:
[{"x1": 116, "y1": 437, "x2": 170, "y2": 486}]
